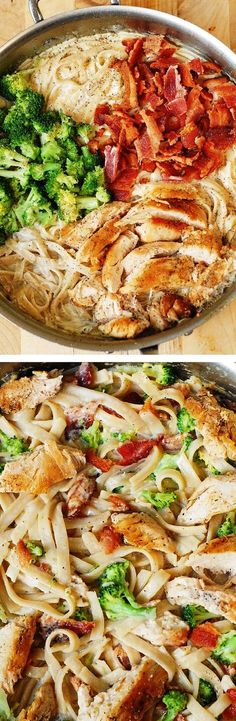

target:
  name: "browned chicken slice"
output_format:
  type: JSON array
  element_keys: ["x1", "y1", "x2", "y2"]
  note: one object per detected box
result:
[
  {"x1": 77, "y1": 658, "x2": 167, "y2": 721},
  {"x1": 76, "y1": 203, "x2": 131, "y2": 269},
  {"x1": 0, "y1": 372, "x2": 62, "y2": 414},
  {"x1": 0, "y1": 440, "x2": 85, "y2": 494},
  {"x1": 65, "y1": 473, "x2": 96, "y2": 517},
  {"x1": 62, "y1": 201, "x2": 129, "y2": 249},
  {"x1": 147, "y1": 292, "x2": 194, "y2": 330},
  {"x1": 136, "y1": 218, "x2": 188, "y2": 243},
  {"x1": 144, "y1": 199, "x2": 207, "y2": 228},
  {"x1": 189, "y1": 535, "x2": 236, "y2": 578},
  {"x1": 39, "y1": 614, "x2": 95, "y2": 640},
  {"x1": 95, "y1": 293, "x2": 150, "y2": 339},
  {"x1": 178, "y1": 474, "x2": 236, "y2": 525},
  {"x1": 135, "y1": 612, "x2": 189, "y2": 647},
  {"x1": 102, "y1": 231, "x2": 139, "y2": 293},
  {"x1": 111, "y1": 511, "x2": 174, "y2": 553},
  {"x1": 122, "y1": 241, "x2": 181, "y2": 277},
  {"x1": 147, "y1": 181, "x2": 198, "y2": 201},
  {"x1": 0, "y1": 614, "x2": 38, "y2": 694},
  {"x1": 185, "y1": 389, "x2": 236, "y2": 460},
  {"x1": 188, "y1": 254, "x2": 236, "y2": 308},
  {"x1": 179, "y1": 229, "x2": 222, "y2": 264},
  {"x1": 18, "y1": 679, "x2": 57, "y2": 721},
  {"x1": 166, "y1": 577, "x2": 236, "y2": 623},
  {"x1": 120, "y1": 256, "x2": 195, "y2": 295},
  {"x1": 69, "y1": 274, "x2": 104, "y2": 308}
]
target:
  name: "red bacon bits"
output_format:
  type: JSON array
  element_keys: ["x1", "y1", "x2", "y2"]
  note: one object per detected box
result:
[
  {"x1": 190, "y1": 622, "x2": 220, "y2": 649},
  {"x1": 99, "y1": 525, "x2": 122, "y2": 553},
  {"x1": 40, "y1": 615, "x2": 95, "y2": 640},
  {"x1": 93, "y1": 36, "x2": 236, "y2": 196},
  {"x1": 107, "y1": 494, "x2": 132, "y2": 511},
  {"x1": 86, "y1": 449, "x2": 113, "y2": 472},
  {"x1": 117, "y1": 439, "x2": 156, "y2": 465},
  {"x1": 223, "y1": 692, "x2": 236, "y2": 721},
  {"x1": 72, "y1": 363, "x2": 95, "y2": 388}
]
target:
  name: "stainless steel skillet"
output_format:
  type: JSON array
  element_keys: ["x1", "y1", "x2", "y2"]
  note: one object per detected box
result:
[{"x1": 0, "y1": 1, "x2": 235, "y2": 351}]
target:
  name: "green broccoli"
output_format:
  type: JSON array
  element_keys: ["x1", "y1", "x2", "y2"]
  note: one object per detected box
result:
[
  {"x1": 141, "y1": 490, "x2": 177, "y2": 509},
  {"x1": 111, "y1": 431, "x2": 136, "y2": 443},
  {"x1": 177, "y1": 407, "x2": 196, "y2": 433},
  {"x1": 96, "y1": 187, "x2": 111, "y2": 204},
  {"x1": 0, "y1": 430, "x2": 28, "y2": 457},
  {"x1": 77, "y1": 123, "x2": 95, "y2": 144},
  {"x1": 0, "y1": 108, "x2": 8, "y2": 128},
  {"x1": 66, "y1": 156, "x2": 85, "y2": 180},
  {"x1": 56, "y1": 188, "x2": 80, "y2": 223},
  {"x1": 26, "y1": 540, "x2": 45, "y2": 558},
  {"x1": 14, "y1": 89, "x2": 44, "y2": 120},
  {"x1": 98, "y1": 561, "x2": 156, "y2": 620},
  {"x1": 0, "y1": 182, "x2": 12, "y2": 219},
  {"x1": 45, "y1": 170, "x2": 77, "y2": 199},
  {"x1": 57, "y1": 111, "x2": 77, "y2": 142},
  {"x1": 81, "y1": 146, "x2": 101, "y2": 171},
  {"x1": 15, "y1": 185, "x2": 55, "y2": 228},
  {"x1": 194, "y1": 448, "x2": 220, "y2": 476},
  {"x1": 212, "y1": 631, "x2": 236, "y2": 665},
  {"x1": 30, "y1": 161, "x2": 61, "y2": 181},
  {"x1": 62, "y1": 138, "x2": 80, "y2": 162},
  {"x1": 0, "y1": 145, "x2": 28, "y2": 169},
  {"x1": 76, "y1": 196, "x2": 100, "y2": 214},
  {"x1": 197, "y1": 679, "x2": 216, "y2": 707},
  {"x1": 80, "y1": 167, "x2": 105, "y2": 196},
  {"x1": 0, "y1": 71, "x2": 29, "y2": 100},
  {"x1": 0, "y1": 209, "x2": 19, "y2": 234},
  {"x1": 161, "y1": 689, "x2": 188, "y2": 721},
  {"x1": 3, "y1": 106, "x2": 35, "y2": 150},
  {"x1": 41, "y1": 140, "x2": 65, "y2": 163},
  {"x1": 142, "y1": 363, "x2": 175, "y2": 386},
  {"x1": 74, "y1": 607, "x2": 91, "y2": 621},
  {"x1": 0, "y1": 232, "x2": 6, "y2": 245},
  {"x1": 182, "y1": 604, "x2": 218, "y2": 629},
  {"x1": 217, "y1": 512, "x2": 236, "y2": 538},
  {"x1": 80, "y1": 420, "x2": 102, "y2": 450}
]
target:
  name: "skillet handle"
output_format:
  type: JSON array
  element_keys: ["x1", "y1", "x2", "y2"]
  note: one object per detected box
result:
[{"x1": 28, "y1": 0, "x2": 120, "y2": 23}]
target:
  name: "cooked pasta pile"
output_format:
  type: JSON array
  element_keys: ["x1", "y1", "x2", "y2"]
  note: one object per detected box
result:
[{"x1": 0, "y1": 363, "x2": 235, "y2": 721}]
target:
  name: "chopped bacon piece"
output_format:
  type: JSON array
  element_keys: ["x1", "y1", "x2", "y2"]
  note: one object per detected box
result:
[
  {"x1": 190, "y1": 622, "x2": 220, "y2": 649},
  {"x1": 186, "y1": 87, "x2": 205, "y2": 123},
  {"x1": 143, "y1": 34, "x2": 164, "y2": 57},
  {"x1": 94, "y1": 103, "x2": 111, "y2": 125},
  {"x1": 164, "y1": 66, "x2": 186, "y2": 101},
  {"x1": 99, "y1": 525, "x2": 122, "y2": 553},
  {"x1": 108, "y1": 494, "x2": 132, "y2": 511},
  {"x1": 38, "y1": 562, "x2": 51, "y2": 574},
  {"x1": 180, "y1": 121, "x2": 200, "y2": 149},
  {"x1": 16, "y1": 539, "x2": 33, "y2": 567},
  {"x1": 228, "y1": 692, "x2": 236, "y2": 705},
  {"x1": 65, "y1": 474, "x2": 96, "y2": 518},
  {"x1": 179, "y1": 62, "x2": 195, "y2": 87},
  {"x1": 40, "y1": 615, "x2": 95, "y2": 640},
  {"x1": 117, "y1": 60, "x2": 138, "y2": 109},
  {"x1": 140, "y1": 109, "x2": 162, "y2": 155},
  {"x1": 206, "y1": 77, "x2": 236, "y2": 108},
  {"x1": 202, "y1": 59, "x2": 221, "y2": 73},
  {"x1": 128, "y1": 38, "x2": 144, "y2": 67},
  {"x1": 86, "y1": 449, "x2": 113, "y2": 472},
  {"x1": 189, "y1": 57, "x2": 203, "y2": 74},
  {"x1": 104, "y1": 145, "x2": 121, "y2": 184},
  {"x1": 74, "y1": 363, "x2": 95, "y2": 388},
  {"x1": 117, "y1": 439, "x2": 156, "y2": 465},
  {"x1": 223, "y1": 704, "x2": 236, "y2": 721},
  {"x1": 207, "y1": 100, "x2": 233, "y2": 128},
  {"x1": 166, "y1": 97, "x2": 187, "y2": 116},
  {"x1": 110, "y1": 168, "x2": 139, "y2": 201}
]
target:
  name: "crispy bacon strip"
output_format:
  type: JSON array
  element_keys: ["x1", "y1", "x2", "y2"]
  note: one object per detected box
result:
[
  {"x1": 99, "y1": 525, "x2": 122, "y2": 553},
  {"x1": 117, "y1": 60, "x2": 138, "y2": 109},
  {"x1": 190, "y1": 622, "x2": 220, "y2": 649},
  {"x1": 108, "y1": 494, "x2": 133, "y2": 511},
  {"x1": 40, "y1": 615, "x2": 95, "y2": 640}
]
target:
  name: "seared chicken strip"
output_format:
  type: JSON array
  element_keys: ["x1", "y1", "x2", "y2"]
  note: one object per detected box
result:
[
  {"x1": 18, "y1": 679, "x2": 57, "y2": 721},
  {"x1": 77, "y1": 658, "x2": 167, "y2": 721},
  {"x1": 166, "y1": 577, "x2": 236, "y2": 623},
  {"x1": 136, "y1": 218, "x2": 188, "y2": 243},
  {"x1": 188, "y1": 254, "x2": 236, "y2": 308},
  {"x1": 69, "y1": 275, "x2": 104, "y2": 308},
  {"x1": 185, "y1": 389, "x2": 236, "y2": 460},
  {"x1": 189, "y1": 535, "x2": 236, "y2": 579},
  {"x1": 135, "y1": 612, "x2": 189, "y2": 647},
  {"x1": 179, "y1": 228, "x2": 222, "y2": 264},
  {"x1": 112, "y1": 511, "x2": 175, "y2": 553},
  {"x1": 102, "y1": 231, "x2": 139, "y2": 293},
  {"x1": 0, "y1": 372, "x2": 63, "y2": 414},
  {"x1": 62, "y1": 202, "x2": 129, "y2": 249},
  {"x1": 120, "y1": 256, "x2": 195, "y2": 295},
  {"x1": 0, "y1": 614, "x2": 38, "y2": 694},
  {"x1": 0, "y1": 440, "x2": 85, "y2": 494},
  {"x1": 95, "y1": 293, "x2": 150, "y2": 338},
  {"x1": 178, "y1": 474, "x2": 236, "y2": 525},
  {"x1": 122, "y1": 241, "x2": 181, "y2": 277}
]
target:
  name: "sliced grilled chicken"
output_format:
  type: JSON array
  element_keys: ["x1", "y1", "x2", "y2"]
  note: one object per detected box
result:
[
  {"x1": 189, "y1": 535, "x2": 236, "y2": 579},
  {"x1": 135, "y1": 612, "x2": 189, "y2": 647},
  {"x1": 178, "y1": 474, "x2": 236, "y2": 525},
  {"x1": 120, "y1": 256, "x2": 195, "y2": 295},
  {"x1": 69, "y1": 274, "x2": 104, "y2": 308},
  {"x1": 136, "y1": 218, "x2": 188, "y2": 243},
  {"x1": 95, "y1": 293, "x2": 150, "y2": 338},
  {"x1": 102, "y1": 231, "x2": 139, "y2": 293},
  {"x1": 0, "y1": 614, "x2": 38, "y2": 694},
  {"x1": 77, "y1": 658, "x2": 167, "y2": 721},
  {"x1": 0, "y1": 440, "x2": 85, "y2": 494},
  {"x1": 188, "y1": 253, "x2": 236, "y2": 308},
  {"x1": 185, "y1": 389, "x2": 236, "y2": 460},
  {"x1": 18, "y1": 679, "x2": 57, "y2": 721},
  {"x1": 0, "y1": 372, "x2": 62, "y2": 414},
  {"x1": 179, "y1": 228, "x2": 222, "y2": 264},
  {"x1": 62, "y1": 201, "x2": 129, "y2": 249},
  {"x1": 122, "y1": 241, "x2": 181, "y2": 277},
  {"x1": 111, "y1": 511, "x2": 175, "y2": 554},
  {"x1": 166, "y1": 577, "x2": 236, "y2": 623}
]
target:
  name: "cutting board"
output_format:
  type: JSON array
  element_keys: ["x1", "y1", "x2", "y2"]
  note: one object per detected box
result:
[{"x1": 0, "y1": 0, "x2": 235, "y2": 355}]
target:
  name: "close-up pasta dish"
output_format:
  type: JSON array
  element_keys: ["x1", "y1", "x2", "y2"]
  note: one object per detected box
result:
[
  {"x1": 0, "y1": 361, "x2": 235, "y2": 721},
  {"x1": 0, "y1": 31, "x2": 236, "y2": 340}
]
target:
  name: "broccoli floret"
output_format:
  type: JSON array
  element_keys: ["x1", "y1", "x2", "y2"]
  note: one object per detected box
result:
[
  {"x1": 45, "y1": 170, "x2": 77, "y2": 199},
  {"x1": 0, "y1": 108, "x2": 8, "y2": 128},
  {"x1": 33, "y1": 110, "x2": 60, "y2": 137},
  {"x1": 177, "y1": 407, "x2": 195, "y2": 433},
  {"x1": 74, "y1": 607, "x2": 91, "y2": 621},
  {"x1": 81, "y1": 146, "x2": 101, "y2": 170},
  {"x1": 161, "y1": 689, "x2": 188, "y2": 721},
  {"x1": 98, "y1": 561, "x2": 156, "y2": 620},
  {"x1": 0, "y1": 182, "x2": 12, "y2": 219},
  {"x1": 15, "y1": 185, "x2": 55, "y2": 228},
  {"x1": 212, "y1": 631, "x2": 236, "y2": 665},
  {"x1": 77, "y1": 196, "x2": 100, "y2": 214},
  {"x1": 41, "y1": 140, "x2": 65, "y2": 162},
  {"x1": 182, "y1": 434, "x2": 194, "y2": 452},
  {"x1": 30, "y1": 161, "x2": 61, "y2": 181},
  {"x1": 62, "y1": 138, "x2": 80, "y2": 162},
  {"x1": 194, "y1": 448, "x2": 220, "y2": 476},
  {"x1": 0, "y1": 231, "x2": 6, "y2": 245},
  {"x1": 0, "y1": 71, "x2": 29, "y2": 100},
  {"x1": 3, "y1": 106, "x2": 35, "y2": 149},
  {"x1": 15, "y1": 89, "x2": 44, "y2": 120},
  {"x1": 197, "y1": 679, "x2": 216, "y2": 707},
  {"x1": 111, "y1": 431, "x2": 136, "y2": 442},
  {"x1": 0, "y1": 689, "x2": 15, "y2": 721},
  {"x1": 80, "y1": 420, "x2": 102, "y2": 450},
  {"x1": 57, "y1": 111, "x2": 77, "y2": 142},
  {"x1": 80, "y1": 167, "x2": 105, "y2": 196},
  {"x1": 1, "y1": 209, "x2": 19, "y2": 234},
  {"x1": 0, "y1": 430, "x2": 28, "y2": 457},
  {"x1": 56, "y1": 188, "x2": 79, "y2": 223},
  {"x1": 0, "y1": 145, "x2": 28, "y2": 169},
  {"x1": 217, "y1": 512, "x2": 236, "y2": 538},
  {"x1": 66, "y1": 156, "x2": 85, "y2": 179},
  {"x1": 96, "y1": 187, "x2": 111, "y2": 204},
  {"x1": 26, "y1": 540, "x2": 45, "y2": 558},
  {"x1": 182, "y1": 604, "x2": 218, "y2": 629},
  {"x1": 77, "y1": 123, "x2": 95, "y2": 144},
  {"x1": 142, "y1": 363, "x2": 175, "y2": 386},
  {"x1": 141, "y1": 490, "x2": 177, "y2": 509}
]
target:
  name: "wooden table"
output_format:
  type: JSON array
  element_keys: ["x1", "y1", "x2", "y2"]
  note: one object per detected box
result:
[{"x1": 0, "y1": 0, "x2": 236, "y2": 355}]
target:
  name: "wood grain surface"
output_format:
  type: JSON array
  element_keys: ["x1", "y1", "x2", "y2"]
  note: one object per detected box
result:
[{"x1": 0, "y1": 0, "x2": 236, "y2": 355}]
